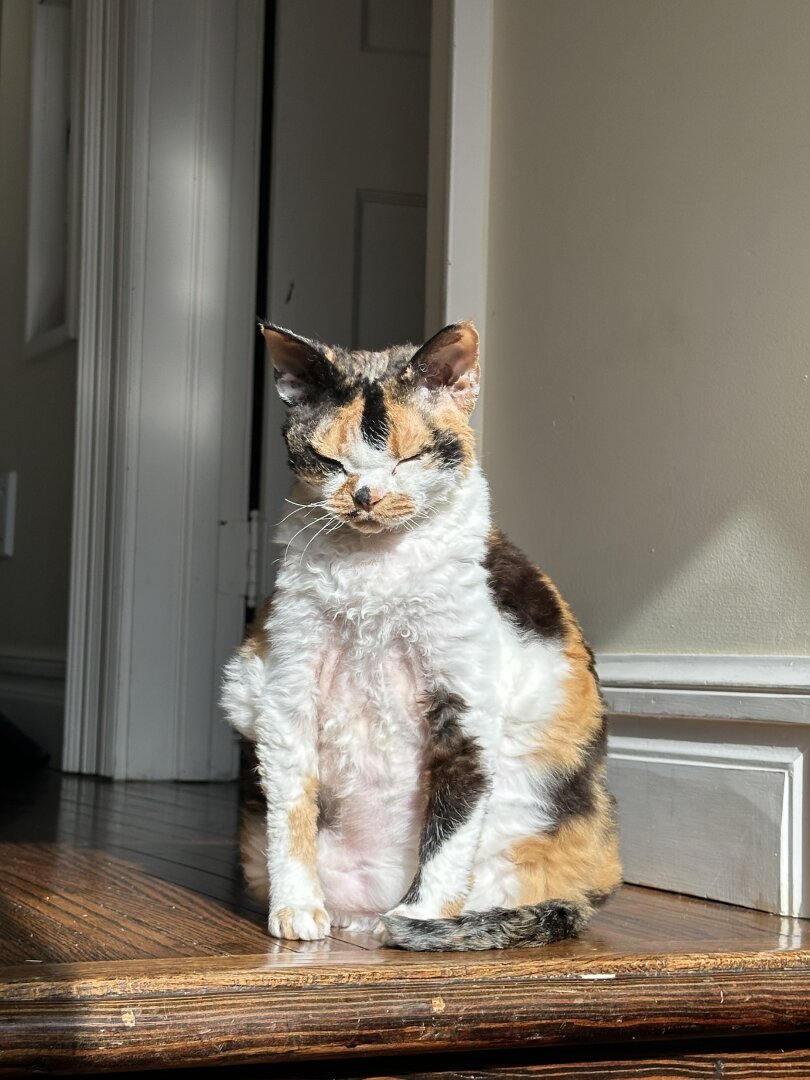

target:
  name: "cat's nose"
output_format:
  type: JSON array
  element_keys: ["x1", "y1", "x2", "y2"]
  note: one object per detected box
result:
[{"x1": 353, "y1": 485, "x2": 381, "y2": 510}]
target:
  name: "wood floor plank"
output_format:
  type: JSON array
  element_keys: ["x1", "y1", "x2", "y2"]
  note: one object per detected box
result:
[
  {"x1": 0, "y1": 843, "x2": 283, "y2": 963},
  {"x1": 0, "y1": 772, "x2": 240, "y2": 841},
  {"x1": 3, "y1": 958, "x2": 810, "y2": 1073}
]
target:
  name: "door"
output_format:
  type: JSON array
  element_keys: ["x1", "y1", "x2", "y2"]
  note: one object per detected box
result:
[{"x1": 260, "y1": 0, "x2": 431, "y2": 593}]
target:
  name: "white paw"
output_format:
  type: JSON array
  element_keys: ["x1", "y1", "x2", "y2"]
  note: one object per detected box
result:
[
  {"x1": 328, "y1": 909, "x2": 378, "y2": 932},
  {"x1": 268, "y1": 905, "x2": 330, "y2": 941}
]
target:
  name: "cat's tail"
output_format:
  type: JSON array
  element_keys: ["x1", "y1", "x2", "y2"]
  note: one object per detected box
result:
[{"x1": 380, "y1": 898, "x2": 590, "y2": 951}]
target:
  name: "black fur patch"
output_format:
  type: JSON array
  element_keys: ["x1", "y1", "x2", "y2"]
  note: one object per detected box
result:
[
  {"x1": 402, "y1": 689, "x2": 489, "y2": 905},
  {"x1": 360, "y1": 380, "x2": 389, "y2": 448},
  {"x1": 430, "y1": 429, "x2": 464, "y2": 469},
  {"x1": 484, "y1": 529, "x2": 566, "y2": 641},
  {"x1": 545, "y1": 715, "x2": 608, "y2": 829},
  {"x1": 316, "y1": 787, "x2": 340, "y2": 831},
  {"x1": 283, "y1": 427, "x2": 343, "y2": 478},
  {"x1": 382, "y1": 898, "x2": 587, "y2": 951}
]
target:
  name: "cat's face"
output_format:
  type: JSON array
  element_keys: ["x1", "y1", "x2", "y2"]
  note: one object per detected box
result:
[{"x1": 261, "y1": 322, "x2": 480, "y2": 534}]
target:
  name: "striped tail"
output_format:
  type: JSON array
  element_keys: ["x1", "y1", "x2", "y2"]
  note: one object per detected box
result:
[{"x1": 380, "y1": 898, "x2": 590, "y2": 952}]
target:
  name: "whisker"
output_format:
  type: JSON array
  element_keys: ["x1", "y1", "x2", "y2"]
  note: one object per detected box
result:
[
  {"x1": 284, "y1": 497, "x2": 327, "y2": 509},
  {"x1": 275, "y1": 503, "x2": 314, "y2": 527},
  {"x1": 283, "y1": 513, "x2": 331, "y2": 562},
  {"x1": 298, "y1": 516, "x2": 338, "y2": 564}
]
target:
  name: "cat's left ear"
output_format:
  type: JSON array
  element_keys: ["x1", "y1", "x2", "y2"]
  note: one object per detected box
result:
[{"x1": 405, "y1": 321, "x2": 480, "y2": 413}]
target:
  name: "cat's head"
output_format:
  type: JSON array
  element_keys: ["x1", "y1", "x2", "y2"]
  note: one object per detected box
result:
[{"x1": 260, "y1": 321, "x2": 480, "y2": 534}]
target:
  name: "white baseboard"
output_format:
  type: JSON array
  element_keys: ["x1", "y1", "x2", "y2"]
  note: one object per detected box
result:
[
  {"x1": 0, "y1": 652, "x2": 66, "y2": 764},
  {"x1": 598, "y1": 654, "x2": 810, "y2": 918}
]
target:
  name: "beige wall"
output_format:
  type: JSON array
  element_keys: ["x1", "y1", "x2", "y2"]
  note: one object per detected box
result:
[
  {"x1": 483, "y1": 0, "x2": 810, "y2": 655},
  {"x1": 0, "y1": 0, "x2": 76, "y2": 662}
]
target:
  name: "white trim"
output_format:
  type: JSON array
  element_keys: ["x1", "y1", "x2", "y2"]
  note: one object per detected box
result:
[
  {"x1": 596, "y1": 653, "x2": 810, "y2": 725},
  {"x1": 609, "y1": 730, "x2": 808, "y2": 917},
  {"x1": 426, "y1": 0, "x2": 494, "y2": 439},
  {"x1": 597, "y1": 653, "x2": 810, "y2": 693},
  {"x1": 96, "y1": 0, "x2": 151, "y2": 779},
  {"x1": 64, "y1": 0, "x2": 263, "y2": 778},
  {"x1": 63, "y1": 0, "x2": 124, "y2": 773}
]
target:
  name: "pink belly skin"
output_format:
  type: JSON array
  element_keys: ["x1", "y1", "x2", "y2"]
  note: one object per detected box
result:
[{"x1": 314, "y1": 642, "x2": 427, "y2": 914}]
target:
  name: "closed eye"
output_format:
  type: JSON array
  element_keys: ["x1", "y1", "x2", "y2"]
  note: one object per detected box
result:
[
  {"x1": 394, "y1": 449, "x2": 428, "y2": 471},
  {"x1": 309, "y1": 447, "x2": 347, "y2": 473}
]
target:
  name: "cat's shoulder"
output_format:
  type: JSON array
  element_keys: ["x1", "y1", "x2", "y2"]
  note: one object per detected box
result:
[{"x1": 483, "y1": 527, "x2": 571, "y2": 645}]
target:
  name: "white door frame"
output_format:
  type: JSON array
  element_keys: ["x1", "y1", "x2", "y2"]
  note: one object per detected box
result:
[
  {"x1": 426, "y1": 0, "x2": 495, "y2": 440},
  {"x1": 63, "y1": 0, "x2": 264, "y2": 779},
  {"x1": 62, "y1": 0, "x2": 125, "y2": 774},
  {"x1": 63, "y1": 0, "x2": 495, "y2": 778}
]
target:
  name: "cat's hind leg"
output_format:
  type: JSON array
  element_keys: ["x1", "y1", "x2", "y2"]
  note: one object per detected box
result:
[
  {"x1": 239, "y1": 802, "x2": 269, "y2": 903},
  {"x1": 381, "y1": 746, "x2": 621, "y2": 950}
]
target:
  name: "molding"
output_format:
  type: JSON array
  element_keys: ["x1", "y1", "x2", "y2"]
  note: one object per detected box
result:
[
  {"x1": 608, "y1": 728, "x2": 808, "y2": 917},
  {"x1": 65, "y1": 0, "x2": 262, "y2": 779},
  {"x1": 63, "y1": 0, "x2": 125, "y2": 773},
  {"x1": 0, "y1": 653, "x2": 66, "y2": 706},
  {"x1": 0, "y1": 652, "x2": 67, "y2": 764},
  {"x1": 426, "y1": 0, "x2": 494, "y2": 441},
  {"x1": 96, "y1": 0, "x2": 152, "y2": 778},
  {"x1": 0, "y1": 652, "x2": 66, "y2": 686},
  {"x1": 597, "y1": 653, "x2": 810, "y2": 693},
  {"x1": 597, "y1": 653, "x2": 810, "y2": 725}
]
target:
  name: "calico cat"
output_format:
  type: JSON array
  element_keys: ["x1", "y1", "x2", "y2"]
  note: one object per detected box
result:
[{"x1": 221, "y1": 320, "x2": 621, "y2": 950}]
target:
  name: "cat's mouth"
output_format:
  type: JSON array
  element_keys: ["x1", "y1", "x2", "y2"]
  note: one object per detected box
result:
[
  {"x1": 333, "y1": 493, "x2": 418, "y2": 534},
  {"x1": 344, "y1": 510, "x2": 393, "y2": 534}
]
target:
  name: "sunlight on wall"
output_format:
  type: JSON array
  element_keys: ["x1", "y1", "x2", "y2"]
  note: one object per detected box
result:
[
  {"x1": 609, "y1": 505, "x2": 810, "y2": 653},
  {"x1": 483, "y1": 0, "x2": 810, "y2": 656}
]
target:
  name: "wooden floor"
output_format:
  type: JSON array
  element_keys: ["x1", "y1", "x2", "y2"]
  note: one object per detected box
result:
[{"x1": 1, "y1": 768, "x2": 810, "y2": 1077}]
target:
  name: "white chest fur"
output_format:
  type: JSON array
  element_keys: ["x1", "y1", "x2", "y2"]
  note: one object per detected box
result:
[{"x1": 267, "y1": 468, "x2": 494, "y2": 914}]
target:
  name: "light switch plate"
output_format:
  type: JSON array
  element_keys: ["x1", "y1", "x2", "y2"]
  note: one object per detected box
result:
[{"x1": 0, "y1": 472, "x2": 17, "y2": 557}]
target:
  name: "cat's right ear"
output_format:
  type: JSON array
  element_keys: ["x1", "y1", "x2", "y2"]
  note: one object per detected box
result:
[{"x1": 259, "y1": 322, "x2": 333, "y2": 405}]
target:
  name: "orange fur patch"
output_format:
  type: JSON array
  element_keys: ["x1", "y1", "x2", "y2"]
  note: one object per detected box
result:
[
  {"x1": 327, "y1": 474, "x2": 359, "y2": 520},
  {"x1": 435, "y1": 405, "x2": 476, "y2": 470},
  {"x1": 525, "y1": 565, "x2": 603, "y2": 772},
  {"x1": 313, "y1": 396, "x2": 364, "y2": 459},
  {"x1": 384, "y1": 394, "x2": 432, "y2": 460},
  {"x1": 374, "y1": 492, "x2": 416, "y2": 522},
  {"x1": 287, "y1": 775, "x2": 319, "y2": 874},
  {"x1": 440, "y1": 896, "x2": 466, "y2": 918},
  {"x1": 510, "y1": 802, "x2": 622, "y2": 907},
  {"x1": 532, "y1": 648, "x2": 603, "y2": 773}
]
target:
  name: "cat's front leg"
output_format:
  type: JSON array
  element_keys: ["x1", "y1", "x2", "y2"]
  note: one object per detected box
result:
[
  {"x1": 253, "y1": 619, "x2": 330, "y2": 941},
  {"x1": 255, "y1": 718, "x2": 329, "y2": 940},
  {"x1": 386, "y1": 665, "x2": 498, "y2": 927}
]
